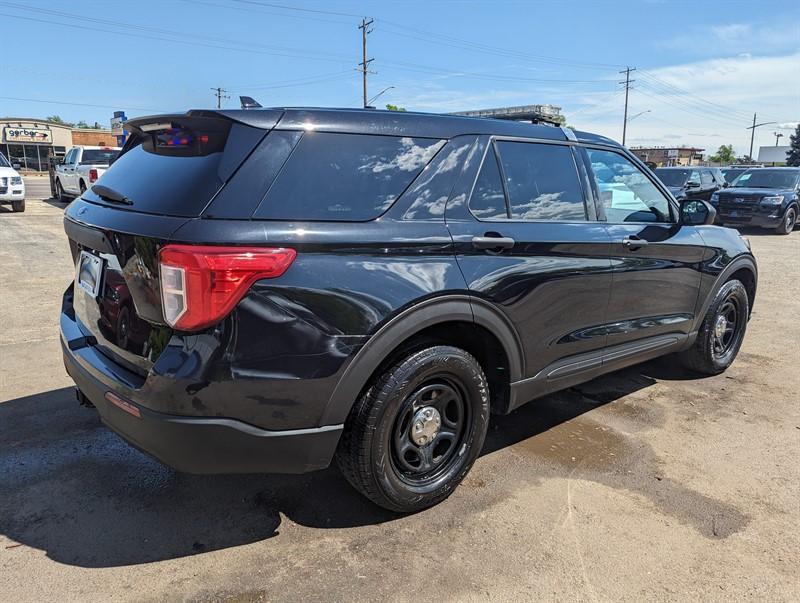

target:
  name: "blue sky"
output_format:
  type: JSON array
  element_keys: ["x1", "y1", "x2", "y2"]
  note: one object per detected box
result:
[{"x1": 1, "y1": 0, "x2": 798, "y2": 156}]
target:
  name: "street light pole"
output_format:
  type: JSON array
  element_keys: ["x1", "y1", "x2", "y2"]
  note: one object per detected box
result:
[{"x1": 367, "y1": 86, "x2": 395, "y2": 107}]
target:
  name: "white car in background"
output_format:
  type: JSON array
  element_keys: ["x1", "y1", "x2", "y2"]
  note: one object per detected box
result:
[
  {"x1": 54, "y1": 146, "x2": 120, "y2": 201},
  {"x1": 0, "y1": 151, "x2": 26, "y2": 212}
]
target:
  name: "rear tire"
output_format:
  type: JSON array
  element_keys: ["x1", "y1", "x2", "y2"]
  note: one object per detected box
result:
[
  {"x1": 776, "y1": 205, "x2": 797, "y2": 235},
  {"x1": 336, "y1": 345, "x2": 490, "y2": 513},
  {"x1": 79, "y1": 181, "x2": 87, "y2": 196},
  {"x1": 679, "y1": 279, "x2": 748, "y2": 375},
  {"x1": 11, "y1": 199, "x2": 25, "y2": 212}
]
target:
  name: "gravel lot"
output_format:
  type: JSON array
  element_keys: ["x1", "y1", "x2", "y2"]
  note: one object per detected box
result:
[{"x1": 1, "y1": 177, "x2": 798, "y2": 602}]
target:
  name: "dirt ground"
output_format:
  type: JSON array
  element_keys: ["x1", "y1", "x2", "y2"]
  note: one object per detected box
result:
[{"x1": 1, "y1": 177, "x2": 798, "y2": 602}]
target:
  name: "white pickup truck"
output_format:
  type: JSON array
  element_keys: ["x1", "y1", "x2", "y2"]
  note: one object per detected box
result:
[{"x1": 54, "y1": 145, "x2": 120, "y2": 201}]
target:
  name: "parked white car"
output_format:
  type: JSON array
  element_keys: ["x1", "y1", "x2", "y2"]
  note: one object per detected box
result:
[
  {"x1": 54, "y1": 146, "x2": 120, "y2": 201},
  {"x1": 0, "y1": 151, "x2": 26, "y2": 212}
]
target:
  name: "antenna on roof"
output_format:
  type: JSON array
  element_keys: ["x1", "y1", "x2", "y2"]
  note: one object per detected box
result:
[{"x1": 240, "y1": 96, "x2": 262, "y2": 110}]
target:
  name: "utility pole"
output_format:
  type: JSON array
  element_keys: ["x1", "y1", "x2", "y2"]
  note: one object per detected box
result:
[
  {"x1": 619, "y1": 67, "x2": 636, "y2": 146},
  {"x1": 358, "y1": 17, "x2": 374, "y2": 108},
  {"x1": 746, "y1": 113, "x2": 778, "y2": 161},
  {"x1": 211, "y1": 87, "x2": 230, "y2": 109},
  {"x1": 774, "y1": 132, "x2": 784, "y2": 146}
]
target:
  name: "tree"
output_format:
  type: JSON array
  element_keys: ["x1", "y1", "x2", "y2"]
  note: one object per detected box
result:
[
  {"x1": 709, "y1": 144, "x2": 735, "y2": 164},
  {"x1": 385, "y1": 104, "x2": 406, "y2": 112},
  {"x1": 75, "y1": 120, "x2": 91, "y2": 129},
  {"x1": 786, "y1": 123, "x2": 800, "y2": 167},
  {"x1": 46, "y1": 115, "x2": 74, "y2": 127}
]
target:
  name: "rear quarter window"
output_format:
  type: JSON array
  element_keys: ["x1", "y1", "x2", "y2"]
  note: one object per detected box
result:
[{"x1": 253, "y1": 132, "x2": 445, "y2": 221}]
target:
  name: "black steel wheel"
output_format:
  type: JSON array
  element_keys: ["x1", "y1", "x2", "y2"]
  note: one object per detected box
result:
[
  {"x1": 337, "y1": 345, "x2": 490, "y2": 513},
  {"x1": 680, "y1": 279, "x2": 749, "y2": 375},
  {"x1": 390, "y1": 378, "x2": 470, "y2": 486}
]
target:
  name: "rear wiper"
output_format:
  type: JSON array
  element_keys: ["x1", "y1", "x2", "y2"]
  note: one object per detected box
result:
[{"x1": 91, "y1": 184, "x2": 133, "y2": 205}]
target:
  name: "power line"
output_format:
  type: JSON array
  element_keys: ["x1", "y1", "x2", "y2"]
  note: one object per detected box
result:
[
  {"x1": 634, "y1": 87, "x2": 748, "y2": 128},
  {"x1": 0, "y1": 4, "x2": 353, "y2": 63},
  {"x1": 228, "y1": 70, "x2": 356, "y2": 92},
  {"x1": 637, "y1": 71, "x2": 754, "y2": 121},
  {"x1": 0, "y1": 95, "x2": 165, "y2": 112},
  {"x1": 376, "y1": 19, "x2": 625, "y2": 71}
]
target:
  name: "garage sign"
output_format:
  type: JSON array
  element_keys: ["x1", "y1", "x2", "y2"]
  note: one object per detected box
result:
[{"x1": 3, "y1": 126, "x2": 53, "y2": 144}]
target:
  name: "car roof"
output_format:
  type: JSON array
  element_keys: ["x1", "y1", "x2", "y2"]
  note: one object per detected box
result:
[{"x1": 128, "y1": 107, "x2": 622, "y2": 147}]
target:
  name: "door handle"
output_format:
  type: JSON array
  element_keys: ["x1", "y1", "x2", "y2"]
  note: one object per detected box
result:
[
  {"x1": 472, "y1": 235, "x2": 515, "y2": 250},
  {"x1": 622, "y1": 236, "x2": 648, "y2": 250}
]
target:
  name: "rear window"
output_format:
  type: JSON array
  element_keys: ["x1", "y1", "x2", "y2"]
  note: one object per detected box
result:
[
  {"x1": 654, "y1": 169, "x2": 689, "y2": 186},
  {"x1": 253, "y1": 132, "x2": 445, "y2": 221},
  {"x1": 82, "y1": 119, "x2": 263, "y2": 217},
  {"x1": 80, "y1": 149, "x2": 118, "y2": 164}
]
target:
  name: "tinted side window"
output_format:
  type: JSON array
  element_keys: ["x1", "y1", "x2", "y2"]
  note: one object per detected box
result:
[
  {"x1": 701, "y1": 170, "x2": 714, "y2": 186},
  {"x1": 686, "y1": 170, "x2": 701, "y2": 185},
  {"x1": 586, "y1": 148, "x2": 673, "y2": 223},
  {"x1": 469, "y1": 146, "x2": 508, "y2": 220},
  {"x1": 254, "y1": 132, "x2": 444, "y2": 221},
  {"x1": 495, "y1": 141, "x2": 586, "y2": 221}
]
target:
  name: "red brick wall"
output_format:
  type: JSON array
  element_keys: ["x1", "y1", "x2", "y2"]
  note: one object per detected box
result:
[{"x1": 71, "y1": 130, "x2": 115, "y2": 146}]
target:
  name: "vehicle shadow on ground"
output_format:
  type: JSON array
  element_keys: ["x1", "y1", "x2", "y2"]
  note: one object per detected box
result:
[
  {"x1": 0, "y1": 359, "x2": 706, "y2": 568},
  {"x1": 42, "y1": 197, "x2": 70, "y2": 210}
]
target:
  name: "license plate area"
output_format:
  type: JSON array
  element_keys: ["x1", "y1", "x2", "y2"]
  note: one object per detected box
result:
[{"x1": 76, "y1": 250, "x2": 104, "y2": 298}]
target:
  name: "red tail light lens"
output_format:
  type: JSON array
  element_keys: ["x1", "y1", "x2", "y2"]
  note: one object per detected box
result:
[
  {"x1": 158, "y1": 245, "x2": 296, "y2": 331},
  {"x1": 89, "y1": 169, "x2": 99, "y2": 182}
]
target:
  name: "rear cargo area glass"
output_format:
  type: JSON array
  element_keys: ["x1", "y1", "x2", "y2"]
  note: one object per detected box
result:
[{"x1": 254, "y1": 132, "x2": 444, "y2": 221}]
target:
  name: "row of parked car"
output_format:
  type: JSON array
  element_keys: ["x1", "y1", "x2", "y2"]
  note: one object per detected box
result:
[{"x1": 654, "y1": 165, "x2": 800, "y2": 235}]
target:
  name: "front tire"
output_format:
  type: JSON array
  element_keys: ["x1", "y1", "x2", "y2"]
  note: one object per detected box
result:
[
  {"x1": 679, "y1": 279, "x2": 749, "y2": 375},
  {"x1": 776, "y1": 205, "x2": 797, "y2": 235},
  {"x1": 11, "y1": 199, "x2": 25, "y2": 212},
  {"x1": 336, "y1": 345, "x2": 490, "y2": 513},
  {"x1": 55, "y1": 179, "x2": 67, "y2": 202}
]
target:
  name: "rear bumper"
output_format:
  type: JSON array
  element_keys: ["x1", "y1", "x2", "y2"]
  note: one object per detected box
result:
[{"x1": 61, "y1": 313, "x2": 343, "y2": 475}]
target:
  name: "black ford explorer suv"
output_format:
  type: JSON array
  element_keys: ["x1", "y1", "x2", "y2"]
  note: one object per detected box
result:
[
  {"x1": 61, "y1": 108, "x2": 757, "y2": 512},
  {"x1": 711, "y1": 167, "x2": 800, "y2": 235},
  {"x1": 654, "y1": 166, "x2": 724, "y2": 201}
]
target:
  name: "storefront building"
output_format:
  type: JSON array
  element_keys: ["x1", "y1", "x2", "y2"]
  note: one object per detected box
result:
[{"x1": 0, "y1": 118, "x2": 73, "y2": 172}]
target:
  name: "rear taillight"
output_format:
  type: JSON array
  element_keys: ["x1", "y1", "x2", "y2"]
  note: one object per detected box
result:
[
  {"x1": 158, "y1": 245, "x2": 296, "y2": 331},
  {"x1": 89, "y1": 169, "x2": 99, "y2": 182}
]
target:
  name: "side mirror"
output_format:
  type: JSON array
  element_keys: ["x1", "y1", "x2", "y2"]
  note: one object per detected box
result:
[{"x1": 681, "y1": 199, "x2": 716, "y2": 226}]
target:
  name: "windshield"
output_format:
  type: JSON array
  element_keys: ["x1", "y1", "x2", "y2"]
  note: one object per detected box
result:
[
  {"x1": 732, "y1": 170, "x2": 799, "y2": 189},
  {"x1": 80, "y1": 149, "x2": 119, "y2": 164},
  {"x1": 654, "y1": 169, "x2": 689, "y2": 186},
  {"x1": 721, "y1": 168, "x2": 744, "y2": 181},
  {"x1": 0, "y1": 152, "x2": 10, "y2": 168}
]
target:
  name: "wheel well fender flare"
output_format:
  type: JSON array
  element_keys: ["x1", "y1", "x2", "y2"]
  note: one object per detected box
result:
[
  {"x1": 695, "y1": 254, "x2": 757, "y2": 328},
  {"x1": 320, "y1": 295, "x2": 524, "y2": 426}
]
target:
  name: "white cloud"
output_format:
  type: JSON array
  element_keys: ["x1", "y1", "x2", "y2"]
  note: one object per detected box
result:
[
  {"x1": 657, "y1": 21, "x2": 799, "y2": 56},
  {"x1": 566, "y1": 52, "x2": 800, "y2": 157}
]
